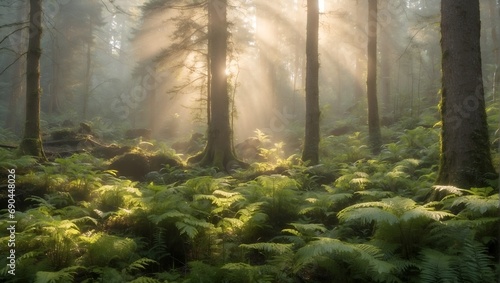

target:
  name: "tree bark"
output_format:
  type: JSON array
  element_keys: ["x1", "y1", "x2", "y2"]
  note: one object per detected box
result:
[
  {"x1": 437, "y1": 0, "x2": 497, "y2": 188},
  {"x1": 302, "y1": 0, "x2": 320, "y2": 165},
  {"x1": 19, "y1": 0, "x2": 45, "y2": 159},
  {"x1": 367, "y1": 0, "x2": 382, "y2": 154},
  {"x1": 189, "y1": 0, "x2": 241, "y2": 171}
]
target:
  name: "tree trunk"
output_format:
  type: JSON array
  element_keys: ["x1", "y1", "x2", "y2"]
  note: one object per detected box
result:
[
  {"x1": 19, "y1": 0, "x2": 45, "y2": 159},
  {"x1": 379, "y1": 25, "x2": 391, "y2": 112},
  {"x1": 83, "y1": 36, "x2": 92, "y2": 120},
  {"x1": 48, "y1": 37, "x2": 62, "y2": 114},
  {"x1": 489, "y1": 0, "x2": 499, "y2": 101},
  {"x1": 189, "y1": 0, "x2": 241, "y2": 171},
  {"x1": 367, "y1": 0, "x2": 382, "y2": 154},
  {"x1": 437, "y1": 0, "x2": 497, "y2": 188},
  {"x1": 302, "y1": 0, "x2": 320, "y2": 165}
]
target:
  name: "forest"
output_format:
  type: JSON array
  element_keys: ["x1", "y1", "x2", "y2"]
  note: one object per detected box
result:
[{"x1": 0, "y1": 0, "x2": 499, "y2": 282}]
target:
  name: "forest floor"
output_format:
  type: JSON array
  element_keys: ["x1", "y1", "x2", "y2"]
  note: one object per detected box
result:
[{"x1": 0, "y1": 109, "x2": 499, "y2": 283}]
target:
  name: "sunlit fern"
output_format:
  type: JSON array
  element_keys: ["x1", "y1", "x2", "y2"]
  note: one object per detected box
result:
[
  {"x1": 293, "y1": 237, "x2": 397, "y2": 282},
  {"x1": 337, "y1": 197, "x2": 454, "y2": 258}
]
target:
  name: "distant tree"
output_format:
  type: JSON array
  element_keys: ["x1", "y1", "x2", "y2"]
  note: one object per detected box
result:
[
  {"x1": 4, "y1": 1, "x2": 28, "y2": 133},
  {"x1": 190, "y1": 0, "x2": 241, "y2": 170},
  {"x1": 43, "y1": 0, "x2": 103, "y2": 116},
  {"x1": 366, "y1": 0, "x2": 382, "y2": 154},
  {"x1": 19, "y1": 0, "x2": 45, "y2": 158},
  {"x1": 437, "y1": 0, "x2": 497, "y2": 188},
  {"x1": 301, "y1": 0, "x2": 320, "y2": 165}
]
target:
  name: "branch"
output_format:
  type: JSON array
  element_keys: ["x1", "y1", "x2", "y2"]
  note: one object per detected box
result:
[
  {"x1": 0, "y1": 21, "x2": 28, "y2": 29},
  {"x1": 0, "y1": 26, "x2": 28, "y2": 46},
  {"x1": 0, "y1": 51, "x2": 27, "y2": 76}
]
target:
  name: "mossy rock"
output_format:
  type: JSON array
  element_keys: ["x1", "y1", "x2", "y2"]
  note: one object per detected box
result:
[{"x1": 108, "y1": 152, "x2": 182, "y2": 181}]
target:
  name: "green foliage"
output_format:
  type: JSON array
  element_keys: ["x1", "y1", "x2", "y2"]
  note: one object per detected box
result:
[
  {"x1": 419, "y1": 249, "x2": 457, "y2": 283},
  {"x1": 3, "y1": 114, "x2": 498, "y2": 283},
  {"x1": 0, "y1": 148, "x2": 37, "y2": 169},
  {"x1": 34, "y1": 266, "x2": 83, "y2": 283}
]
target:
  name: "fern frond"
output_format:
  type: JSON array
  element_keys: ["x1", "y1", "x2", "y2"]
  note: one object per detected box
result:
[
  {"x1": 455, "y1": 238, "x2": 496, "y2": 283},
  {"x1": 125, "y1": 258, "x2": 158, "y2": 273},
  {"x1": 34, "y1": 266, "x2": 83, "y2": 283},
  {"x1": 400, "y1": 207, "x2": 454, "y2": 222},
  {"x1": 128, "y1": 277, "x2": 161, "y2": 283},
  {"x1": 148, "y1": 209, "x2": 187, "y2": 224},
  {"x1": 240, "y1": 242, "x2": 293, "y2": 254},
  {"x1": 338, "y1": 207, "x2": 399, "y2": 225},
  {"x1": 419, "y1": 249, "x2": 457, "y2": 283},
  {"x1": 295, "y1": 238, "x2": 352, "y2": 265},
  {"x1": 452, "y1": 195, "x2": 499, "y2": 215},
  {"x1": 294, "y1": 237, "x2": 396, "y2": 276},
  {"x1": 431, "y1": 185, "x2": 464, "y2": 196},
  {"x1": 288, "y1": 223, "x2": 327, "y2": 234}
]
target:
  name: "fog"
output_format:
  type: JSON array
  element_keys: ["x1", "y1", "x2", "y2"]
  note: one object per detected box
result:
[{"x1": 0, "y1": 0, "x2": 497, "y2": 150}]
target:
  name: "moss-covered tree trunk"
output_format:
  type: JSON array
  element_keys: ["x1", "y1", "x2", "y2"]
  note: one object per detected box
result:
[
  {"x1": 19, "y1": 0, "x2": 45, "y2": 159},
  {"x1": 190, "y1": 0, "x2": 240, "y2": 171},
  {"x1": 367, "y1": 0, "x2": 382, "y2": 154},
  {"x1": 437, "y1": 0, "x2": 497, "y2": 188},
  {"x1": 302, "y1": 0, "x2": 320, "y2": 165}
]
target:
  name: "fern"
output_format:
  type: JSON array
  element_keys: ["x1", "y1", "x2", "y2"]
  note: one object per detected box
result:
[
  {"x1": 454, "y1": 238, "x2": 496, "y2": 283},
  {"x1": 240, "y1": 242, "x2": 293, "y2": 255},
  {"x1": 419, "y1": 249, "x2": 457, "y2": 283},
  {"x1": 34, "y1": 266, "x2": 83, "y2": 283},
  {"x1": 294, "y1": 237, "x2": 396, "y2": 277},
  {"x1": 339, "y1": 207, "x2": 400, "y2": 225},
  {"x1": 125, "y1": 258, "x2": 158, "y2": 273},
  {"x1": 451, "y1": 194, "x2": 499, "y2": 216},
  {"x1": 0, "y1": 148, "x2": 38, "y2": 169},
  {"x1": 82, "y1": 233, "x2": 137, "y2": 266},
  {"x1": 128, "y1": 277, "x2": 161, "y2": 283}
]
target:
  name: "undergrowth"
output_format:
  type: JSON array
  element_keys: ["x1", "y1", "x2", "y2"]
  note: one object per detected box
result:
[{"x1": 0, "y1": 122, "x2": 498, "y2": 282}]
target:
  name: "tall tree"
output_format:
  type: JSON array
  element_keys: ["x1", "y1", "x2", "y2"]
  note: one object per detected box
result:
[
  {"x1": 302, "y1": 0, "x2": 320, "y2": 165},
  {"x1": 190, "y1": 0, "x2": 241, "y2": 170},
  {"x1": 366, "y1": 0, "x2": 382, "y2": 154},
  {"x1": 437, "y1": 0, "x2": 497, "y2": 188},
  {"x1": 19, "y1": 0, "x2": 45, "y2": 158}
]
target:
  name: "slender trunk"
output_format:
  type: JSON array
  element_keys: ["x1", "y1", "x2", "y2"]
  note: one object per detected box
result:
[
  {"x1": 49, "y1": 37, "x2": 61, "y2": 114},
  {"x1": 489, "y1": 0, "x2": 499, "y2": 101},
  {"x1": 379, "y1": 30, "x2": 391, "y2": 112},
  {"x1": 83, "y1": 40, "x2": 92, "y2": 119},
  {"x1": 367, "y1": 0, "x2": 382, "y2": 153},
  {"x1": 302, "y1": 0, "x2": 320, "y2": 165},
  {"x1": 19, "y1": 0, "x2": 45, "y2": 159},
  {"x1": 437, "y1": 0, "x2": 497, "y2": 188}
]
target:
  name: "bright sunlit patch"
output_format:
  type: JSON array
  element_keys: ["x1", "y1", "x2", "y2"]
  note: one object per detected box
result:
[{"x1": 319, "y1": 0, "x2": 325, "y2": 13}]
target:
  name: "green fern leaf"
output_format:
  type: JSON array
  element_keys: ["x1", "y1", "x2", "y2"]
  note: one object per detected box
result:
[
  {"x1": 126, "y1": 258, "x2": 158, "y2": 273},
  {"x1": 400, "y1": 207, "x2": 454, "y2": 222},
  {"x1": 455, "y1": 238, "x2": 495, "y2": 283},
  {"x1": 148, "y1": 209, "x2": 187, "y2": 224},
  {"x1": 127, "y1": 277, "x2": 161, "y2": 283},
  {"x1": 240, "y1": 242, "x2": 293, "y2": 254},
  {"x1": 452, "y1": 195, "x2": 499, "y2": 215},
  {"x1": 288, "y1": 223, "x2": 327, "y2": 234},
  {"x1": 419, "y1": 249, "x2": 457, "y2": 283},
  {"x1": 35, "y1": 266, "x2": 83, "y2": 283},
  {"x1": 338, "y1": 207, "x2": 399, "y2": 225},
  {"x1": 175, "y1": 221, "x2": 198, "y2": 239},
  {"x1": 294, "y1": 237, "x2": 355, "y2": 268}
]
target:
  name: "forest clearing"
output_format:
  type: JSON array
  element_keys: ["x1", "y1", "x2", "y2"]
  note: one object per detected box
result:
[{"x1": 0, "y1": 0, "x2": 499, "y2": 282}]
